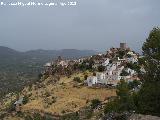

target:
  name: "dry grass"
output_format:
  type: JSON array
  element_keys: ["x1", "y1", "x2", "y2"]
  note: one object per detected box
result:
[
  {"x1": 22, "y1": 72, "x2": 116, "y2": 115},
  {"x1": 3, "y1": 116, "x2": 24, "y2": 120}
]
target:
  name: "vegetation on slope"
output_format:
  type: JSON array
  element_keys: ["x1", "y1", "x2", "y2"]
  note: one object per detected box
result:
[
  {"x1": 103, "y1": 27, "x2": 160, "y2": 117},
  {"x1": 0, "y1": 47, "x2": 96, "y2": 97}
]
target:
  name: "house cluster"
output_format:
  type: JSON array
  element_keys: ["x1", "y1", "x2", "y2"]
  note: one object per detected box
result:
[
  {"x1": 43, "y1": 55, "x2": 89, "y2": 75},
  {"x1": 86, "y1": 43, "x2": 140, "y2": 87},
  {"x1": 43, "y1": 43, "x2": 142, "y2": 87},
  {"x1": 44, "y1": 56, "x2": 69, "y2": 68}
]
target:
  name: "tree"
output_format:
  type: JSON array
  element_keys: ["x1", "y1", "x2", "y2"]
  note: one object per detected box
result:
[
  {"x1": 117, "y1": 50, "x2": 126, "y2": 59},
  {"x1": 120, "y1": 70, "x2": 130, "y2": 76},
  {"x1": 104, "y1": 99, "x2": 119, "y2": 114},
  {"x1": 98, "y1": 65, "x2": 105, "y2": 72},
  {"x1": 136, "y1": 27, "x2": 160, "y2": 116},
  {"x1": 104, "y1": 80, "x2": 136, "y2": 114},
  {"x1": 128, "y1": 80, "x2": 141, "y2": 89},
  {"x1": 104, "y1": 27, "x2": 160, "y2": 116},
  {"x1": 116, "y1": 80, "x2": 136, "y2": 112},
  {"x1": 126, "y1": 63, "x2": 140, "y2": 73},
  {"x1": 142, "y1": 27, "x2": 160, "y2": 61},
  {"x1": 84, "y1": 74, "x2": 88, "y2": 80}
]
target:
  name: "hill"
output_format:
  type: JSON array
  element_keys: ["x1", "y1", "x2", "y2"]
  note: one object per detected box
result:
[{"x1": 0, "y1": 46, "x2": 96, "y2": 96}]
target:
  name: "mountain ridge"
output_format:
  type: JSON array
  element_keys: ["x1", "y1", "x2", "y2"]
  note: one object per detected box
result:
[{"x1": 0, "y1": 46, "x2": 97, "y2": 96}]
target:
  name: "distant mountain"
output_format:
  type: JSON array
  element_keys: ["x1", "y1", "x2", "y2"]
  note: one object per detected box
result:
[
  {"x1": 25, "y1": 49, "x2": 96, "y2": 60},
  {"x1": 0, "y1": 46, "x2": 96, "y2": 96},
  {"x1": 0, "y1": 46, "x2": 19, "y2": 54},
  {"x1": 0, "y1": 46, "x2": 96, "y2": 63},
  {"x1": 0, "y1": 46, "x2": 21, "y2": 58}
]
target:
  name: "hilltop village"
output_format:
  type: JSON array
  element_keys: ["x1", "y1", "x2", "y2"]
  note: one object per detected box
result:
[
  {"x1": 0, "y1": 26, "x2": 159, "y2": 120},
  {"x1": 43, "y1": 43, "x2": 143, "y2": 87},
  {"x1": 0, "y1": 43, "x2": 145, "y2": 120}
]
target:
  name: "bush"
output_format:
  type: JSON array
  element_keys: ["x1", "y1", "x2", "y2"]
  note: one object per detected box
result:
[
  {"x1": 128, "y1": 80, "x2": 141, "y2": 89},
  {"x1": 104, "y1": 100, "x2": 119, "y2": 114},
  {"x1": 33, "y1": 113, "x2": 45, "y2": 120},
  {"x1": 91, "y1": 99, "x2": 101, "y2": 109},
  {"x1": 6, "y1": 101, "x2": 16, "y2": 112},
  {"x1": 23, "y1": 95, "x2": 29, "y2": 105},
  {"x1": 120, "y1": 70, "x2": 130, "y2": 76},
  {"x1": 44, "y1": 91, "x2": 51, "y2": 97},
  {"x1": 84, "y1": 108, "x2": 93, "y2": 119},
  {"x1": 73, "y1": 77, "x2": 81, "y2": 83},
  {"x1": 16, "y1": 111, "x2": 24, "y2": 117},
  {"x1": 84, "y1": 74, "x2": 88, "y2": 80}
]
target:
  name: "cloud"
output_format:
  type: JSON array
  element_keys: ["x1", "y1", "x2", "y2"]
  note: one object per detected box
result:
[{"x1": 0, "y1": 0, "x2": 160, "y2": 52}]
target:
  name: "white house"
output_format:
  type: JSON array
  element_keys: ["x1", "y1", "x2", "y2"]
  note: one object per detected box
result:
[
  {"x1": 112, "y1": 61, "x2": 121, "y2": 66},
  {"x1": 125, "y1": 68, "x2": 136, "y2": 75},
  {"x1": 106, "y1": 64, "x2": 117, "y2": 71},
  {"x1": 127, "y1": 57, "x2": 138, "y2": 63},
  {"x1": 102, "y1": 58, "x2": 110, "y2": 66},
  {"x1": 44, "y1": 62, "x2": 52, "y2": 67},
  {"x1": 105, "y1": 71, "x2": 122, "y2": 81},
  {"x1": 106, "y1": 65, "x2": 124, "y2": 75},
  {"x1": 78, "y1": 58, "x2": 85, "y2": 63},
  {"x1": 117, "y1": 66, "x2": 124, "y2": 71},
  {"x1": 118, "y1": 57, "x2": 126, "y2": 62},
  {"x1": 105, "y1": 65, "x2": 124, "y2": 82},
  {"x1": 96, "y1": 72, "x2": 106, "y2": 84},
  {"x1": 58, "y1": 60, "x2": 68, "y2": 67},
  {"x1": 127, "y1": 51, "x2": 136, "y2": 56},
  {"x1": 105, "y1": 70, "x2": 113, "y2": 76},
  {"x1": 140, "y1": 67, "x2": 146, "y2": 74},
  {"x1": 87, "y1": 76, "x2": 97, "y2": 86}
]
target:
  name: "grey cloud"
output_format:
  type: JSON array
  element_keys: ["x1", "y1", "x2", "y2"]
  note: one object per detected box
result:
[{"x1": 0, "y1": 0, "x2": 160, "y2": 52}]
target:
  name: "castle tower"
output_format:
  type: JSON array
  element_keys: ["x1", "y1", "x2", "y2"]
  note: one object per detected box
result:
[{"x1": 120, "y1": 43, "x2": 127, "y2": 50}]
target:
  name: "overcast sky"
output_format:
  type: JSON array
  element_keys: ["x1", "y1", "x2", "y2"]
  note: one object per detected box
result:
[{"x1": 0, "y1": 0, "x2": 160, "y2": 52}]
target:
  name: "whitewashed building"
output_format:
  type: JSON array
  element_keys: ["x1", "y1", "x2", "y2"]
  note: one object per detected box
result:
[
  {"x1": 96, "y1": 72, "x2": 106, "y2": 84},
  {"x1": 87, "y1": 76, "x2": 98, "y2": 86},
  {"x1": 44, "y1": 62, "x2": 52, "y2": 67},
  {"x1": 102, "y1": 58, "x2": 110, "y2": 66},
  {"x1": 125, "y1": 68, "x2": 136, "y2": 75},
  {"x1": 127, "y1": 57, "x2": 138, "y2": 63},
  {"x1": 58, "y1": 60, "x2": 68, "y2": 67},
  {"x1": 105, "y1": 66, "x2": 124, "y2": 82},
  {"x1": 106, "y1": 64, "x2": 117, "y2": 71}
]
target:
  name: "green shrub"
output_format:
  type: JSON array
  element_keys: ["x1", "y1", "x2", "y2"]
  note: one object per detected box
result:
[
  {"x1": 84, "y1": 75, "x2": 88, "y2": 80},
  {"x1": 104, "y1": 100, "x2": 119, "y2": 114},
  {"x1": 73, "y1": 77, "x2": 81, "y2": 83},
  {"x1": 23, "y1": 95, "x2": 29, "y2": 105},
  {"x1": 91, "y1": 99, "x2": 101, "y2": 109}
]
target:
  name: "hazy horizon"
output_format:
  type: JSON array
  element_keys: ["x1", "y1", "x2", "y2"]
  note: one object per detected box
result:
[{"x1": 0, "y1": 0, "x2": 160, "y2": 52}]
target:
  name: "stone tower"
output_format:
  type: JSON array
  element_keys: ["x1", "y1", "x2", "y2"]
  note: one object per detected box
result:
[{"x1": 120, "y1": 43, "x2": 127, "y2": 49}]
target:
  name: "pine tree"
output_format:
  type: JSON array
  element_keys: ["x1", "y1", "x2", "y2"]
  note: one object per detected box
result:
[{"x1": 137, "y1": 27, "x2": 160, "y2": 116}]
